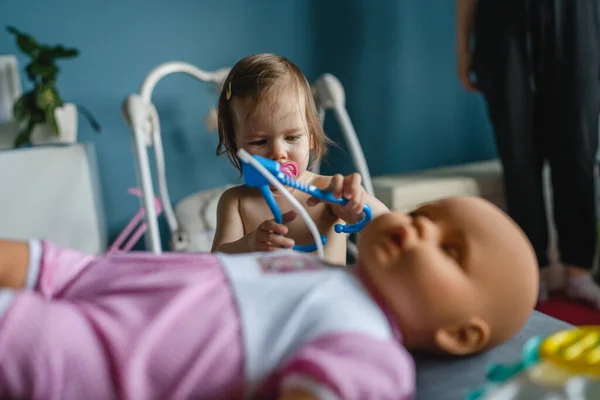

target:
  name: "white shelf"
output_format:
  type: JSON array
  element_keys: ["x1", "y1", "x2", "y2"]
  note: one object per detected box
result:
[{"x1": 0, "y1": 143, "x2": 107, "y2": 254}]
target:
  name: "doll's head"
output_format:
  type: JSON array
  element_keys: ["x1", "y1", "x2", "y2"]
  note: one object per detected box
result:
[
  {"x1": 216, "y1": 53, "x2": 331, "y2": 176},
  {"x1": 358, "y1": 196, "x2": 538, "y2": 356}
]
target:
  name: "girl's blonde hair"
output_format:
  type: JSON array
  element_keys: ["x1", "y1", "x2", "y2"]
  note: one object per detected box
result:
[{"x1": 216, "y1": 53, "x2": 331, "y2": 172}]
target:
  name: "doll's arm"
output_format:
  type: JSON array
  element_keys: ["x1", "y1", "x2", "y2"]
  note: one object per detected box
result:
[
  {"x1": 0, "y1": 239, "x2": 96, "y2": 298},
  {"x1": 0, "y1": 239, "x2": 30, "y2": 288},
  {"x1": 277, "y1": 333, "x2": 415, "y2": 400}
]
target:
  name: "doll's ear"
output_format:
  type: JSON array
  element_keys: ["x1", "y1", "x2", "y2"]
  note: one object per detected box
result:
[{"x1": 434, "y1": 317, "x2": 491, "y2": 356}]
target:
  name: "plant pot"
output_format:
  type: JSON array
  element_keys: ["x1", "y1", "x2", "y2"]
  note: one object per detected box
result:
[{"x1": 30, "y1": 102, "x2": 78, "y2": 145}]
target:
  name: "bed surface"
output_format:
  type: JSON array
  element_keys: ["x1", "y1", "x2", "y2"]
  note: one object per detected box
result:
[{"x1": 413, "y1": 311, "x2": 571, "y2": 399}]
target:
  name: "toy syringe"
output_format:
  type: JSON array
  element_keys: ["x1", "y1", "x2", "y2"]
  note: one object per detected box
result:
[{"x1": 237, "y1": 149, "x2": 372, "y2": 260}]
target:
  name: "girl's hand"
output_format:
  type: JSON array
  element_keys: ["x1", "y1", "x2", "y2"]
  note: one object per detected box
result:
[
  {"x1": 308, "y1": 173, "x2": 366, "y2": 224},
  {"x1": 246, "y1": 210, "x2": 297, "y2": 251}
]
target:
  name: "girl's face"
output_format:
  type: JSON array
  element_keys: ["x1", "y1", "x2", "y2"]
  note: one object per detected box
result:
[{"x1": 231, "y1": 87, "x2": 312, "y2": 183}]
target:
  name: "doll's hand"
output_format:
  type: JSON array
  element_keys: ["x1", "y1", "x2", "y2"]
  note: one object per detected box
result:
[
  {"x1": 308, "y1": 173, "x2": 366, "y2": 224},
  {"x1": 246, "y1": 210, "x2": 297, "y2": 251}
]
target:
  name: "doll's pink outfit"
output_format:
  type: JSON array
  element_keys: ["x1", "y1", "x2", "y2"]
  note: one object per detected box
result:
[{"x1": 0, "y1": 240, "x2": 415, "y2": 399}]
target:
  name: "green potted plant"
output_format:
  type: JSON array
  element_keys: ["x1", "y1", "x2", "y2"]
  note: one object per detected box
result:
[{"x1": 5, "y1": 26, "x2": 100, "y2": 147}]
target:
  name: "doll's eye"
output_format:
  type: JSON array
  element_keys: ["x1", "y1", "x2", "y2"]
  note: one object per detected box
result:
[{"x1": 441, "y1": 243, "x2": 462, "y2": 262}]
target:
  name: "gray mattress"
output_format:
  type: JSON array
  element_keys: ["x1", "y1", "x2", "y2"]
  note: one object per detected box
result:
[{"x1": 414, "y1": 310, "x2": 571, "y2": 399}]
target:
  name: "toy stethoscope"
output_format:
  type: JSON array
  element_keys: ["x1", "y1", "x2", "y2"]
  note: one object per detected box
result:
[{"x1": 237, "y1": 149, "x2": 372, "y2": 260}]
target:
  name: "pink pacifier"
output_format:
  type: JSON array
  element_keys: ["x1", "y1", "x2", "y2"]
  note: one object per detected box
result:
[{"x1": 281, "y1": 161, "x2": 299, "y2": 178}]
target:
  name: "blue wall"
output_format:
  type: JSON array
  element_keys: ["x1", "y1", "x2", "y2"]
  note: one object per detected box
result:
[
  {"x1": 1, "y1": 0, "x2": 496, "y2": 249},
  {"x1": 313, "y1": 0, "x2": 496, "y2": 176}
]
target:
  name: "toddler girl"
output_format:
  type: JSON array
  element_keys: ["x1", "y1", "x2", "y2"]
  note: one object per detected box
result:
[{"x1": 211, "y1": 53, "x2": 388, "y2": 265}]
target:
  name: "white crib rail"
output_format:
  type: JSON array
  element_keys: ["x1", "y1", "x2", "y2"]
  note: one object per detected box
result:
[
  {"x1": 312, "y1": 74, "x2": 374, "y2": 197},
  {"x1": 122, "y1": 62, "x2": 229, "y2": 253},
  {"x1": 122, "y1": 61, "x2": 373, "y2": 255}
]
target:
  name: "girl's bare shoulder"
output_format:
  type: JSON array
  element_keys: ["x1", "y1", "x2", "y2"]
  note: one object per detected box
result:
[{"x1": 221, "y1": 184, "x2": 260, "y2": 199}]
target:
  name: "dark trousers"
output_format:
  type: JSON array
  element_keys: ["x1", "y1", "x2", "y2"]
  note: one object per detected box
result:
[{"x1": 473, "y1": 0, "x2": 600, "y2": 269}]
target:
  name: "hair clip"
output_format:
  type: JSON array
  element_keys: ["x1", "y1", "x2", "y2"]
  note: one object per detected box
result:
[{"x1": 226, "y1": 81, "x2": 232, "y2": 100}]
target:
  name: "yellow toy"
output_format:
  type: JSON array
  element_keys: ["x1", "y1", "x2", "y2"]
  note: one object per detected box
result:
[{"x1": 468, "y1": 326, "x2": 600, "y2": 399}]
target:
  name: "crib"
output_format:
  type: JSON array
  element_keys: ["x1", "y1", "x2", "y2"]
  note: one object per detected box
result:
[{"x1": 122, "y1": 61, "x2": 374, "y2": 256}]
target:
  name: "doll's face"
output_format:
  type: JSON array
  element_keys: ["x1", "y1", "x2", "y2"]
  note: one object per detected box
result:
[{"x1": 358, "y1": 196, "x2": 538, "y2": 355}]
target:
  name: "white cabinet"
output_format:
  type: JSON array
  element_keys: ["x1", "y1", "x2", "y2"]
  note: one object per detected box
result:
[
  {"x1": 372, "y1": 160, "x2": 505, "y2": 212},
  {"x1": 0, "y1": 143, "x2": 107, "y2": 254}
]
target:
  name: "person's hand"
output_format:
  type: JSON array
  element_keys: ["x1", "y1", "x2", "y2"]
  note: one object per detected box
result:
[
  {"x1": 308, "y1": 173, "x2": 366, "y2": 224},
  {"x1": 457, "y1": 47, "x2": 479, "y2": 92},
  {"x1": 245, "y1": 210, "x2": 297, "y2": 251}
]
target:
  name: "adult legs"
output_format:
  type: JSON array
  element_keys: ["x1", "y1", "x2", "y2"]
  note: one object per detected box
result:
[
  {"x1": 473, "y1": 10, "x2": 550, "y2": 271},
  {"x1": 543, "y1": 0, "x2": 600, "y2": 307},
  {"x1": 545, "y1": 0, "x2": 600, "y2": 269}
]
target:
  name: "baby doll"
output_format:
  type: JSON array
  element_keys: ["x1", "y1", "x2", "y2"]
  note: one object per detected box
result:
[
  {"x1": 211, "y1": 53, "x2": 389, "y2": 265},
  {"x1": 0, "y1": 196, "x2": 538, "y2": 400}
]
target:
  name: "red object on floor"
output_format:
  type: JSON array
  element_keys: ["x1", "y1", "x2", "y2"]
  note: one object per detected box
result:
[{"x1": 536, "y1": 292, "x2": 600, "y2": 325}]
